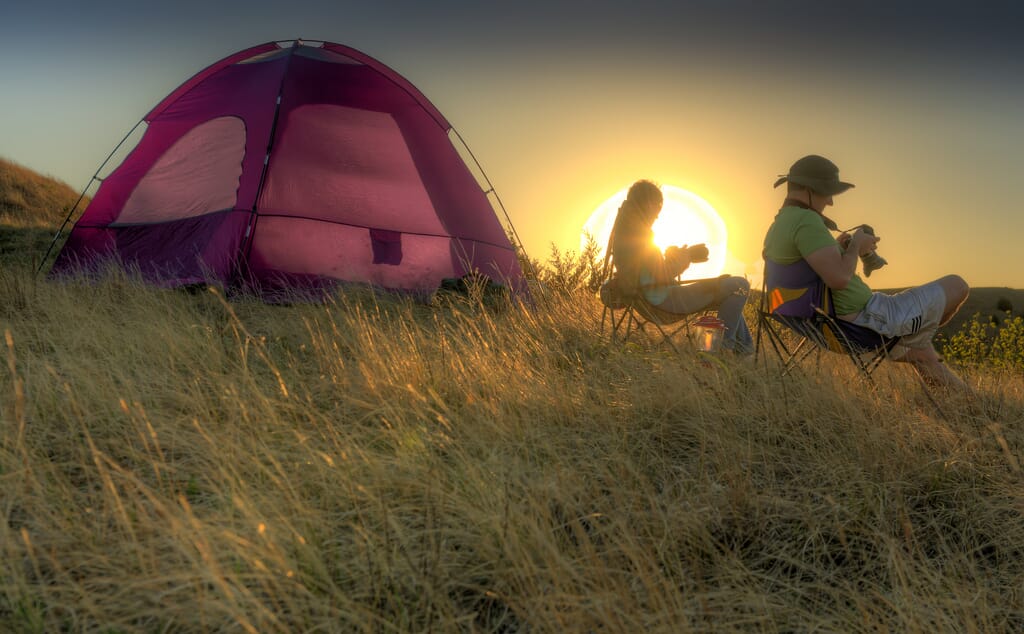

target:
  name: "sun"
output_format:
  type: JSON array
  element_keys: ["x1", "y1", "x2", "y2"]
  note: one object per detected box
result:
[{"x1": 582, "y1": 184, "x2": 728, "y2": 280}]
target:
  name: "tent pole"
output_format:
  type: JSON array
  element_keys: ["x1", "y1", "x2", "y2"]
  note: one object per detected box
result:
[
  {"x1": 240, "y1": 41, "x2": 299, "y2": 268},
  {"x1": 37, "y1": 120, "x2": 146, "y2": 274},
  {"x1": 449, "y1": 127, "x2": 541, "y2": 286}
]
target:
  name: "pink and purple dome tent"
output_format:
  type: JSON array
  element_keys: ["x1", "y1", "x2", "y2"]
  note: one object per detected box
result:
[{"x1": 49, "y1": 40, "x2": 525, "y2": 299}]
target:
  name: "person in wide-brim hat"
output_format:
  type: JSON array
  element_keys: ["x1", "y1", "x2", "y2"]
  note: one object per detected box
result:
[{"x1": 762, "y1": 153, "x2": 972, "y2": 393}]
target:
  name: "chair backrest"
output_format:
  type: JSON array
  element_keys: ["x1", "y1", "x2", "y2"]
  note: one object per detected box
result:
[
  {"x1": 600, "y1": 220, "x2": 658, "y2": 316},
  {"x1": 764, "y1": 258, "x2": 828, "y2": 318},
  {"x1": 763, "y1": 258, "x2": 895, "y2": 354}
]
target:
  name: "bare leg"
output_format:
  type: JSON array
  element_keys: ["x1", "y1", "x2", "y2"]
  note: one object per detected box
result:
[
  {"x1": 935, "y1": 274, "x2": 969, "y2": 326},
  {"x1": 898, "y1": 344, "x2": 968, "y2": 391}
]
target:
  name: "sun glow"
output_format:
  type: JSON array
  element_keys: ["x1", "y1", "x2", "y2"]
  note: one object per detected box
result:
[{"x1": 582, "y1": 184, "x2": 728, "y2": 280}]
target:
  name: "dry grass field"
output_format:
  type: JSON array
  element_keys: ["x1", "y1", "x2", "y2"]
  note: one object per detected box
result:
[
  {"x1": 2, "y1": 160, "x2": 1023, "y2": 632},
  {"x1": 1, "y1": 261, "x2": 1023, "y2": 632}
]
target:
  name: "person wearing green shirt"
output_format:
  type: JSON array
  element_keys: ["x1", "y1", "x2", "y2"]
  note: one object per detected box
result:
[{"x1": 763, "y1": 154, "x2": 969, "y2": 389}]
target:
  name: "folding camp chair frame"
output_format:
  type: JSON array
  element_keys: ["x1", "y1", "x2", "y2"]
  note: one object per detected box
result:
[
  {"x1": 757, "y1": 307, "x2": 896, "y2": 382},
  {"x1": 755, "y1": 259, "x2": 900, "y2": 384},
  {"x1": 596, "y1": 220, "x2": 720, "y2": 354},
  {"x1": 601, "y1": 285, "x2": 706, "y2": 353}
]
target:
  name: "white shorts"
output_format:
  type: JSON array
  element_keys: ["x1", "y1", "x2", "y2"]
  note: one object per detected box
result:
[{"x1": 848, "y1": 282, "x2": 947, "y2": 354}]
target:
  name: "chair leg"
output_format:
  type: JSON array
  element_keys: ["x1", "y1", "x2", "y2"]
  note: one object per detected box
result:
[
  {"x1": 605, "y1": 307, "x2": 631, "y2": 343},
  {"x1": 785, "y1": 338, "x2": 818, "y2": 376},
  {"x1": 622, "y1": 311, "x2": 639, "y2": 344},
  {"x1": 650, "y1": 321, "x2": 681, "y2": 353},
  {"x1": 759, "y1": 316, "x2": 813, "y2": 377}
]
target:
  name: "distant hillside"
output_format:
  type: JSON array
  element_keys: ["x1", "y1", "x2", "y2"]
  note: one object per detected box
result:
[
  {"x1": 937, "y1": 286, "x2": 1024, "y2": 339},
  {"x1": 0, "y1": 157, "x2": 88, "y2": 267},
  {"x1": 0, "y1": 157, "x2": 84, "y2": 228}
]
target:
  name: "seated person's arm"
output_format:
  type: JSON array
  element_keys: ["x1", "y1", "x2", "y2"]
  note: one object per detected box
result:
[
  {"x1": 804, "y1": 229, "x2": 876, "y2": 290},
  {"x1": 664, "y1": 243, "x2": 708, "y2": 279},
  {"x1": 645, "y1": 247, "x2": 676, "y2": 286},
  {"x1": 663, "y1": 246, "x2": 690, "y2": 279}
]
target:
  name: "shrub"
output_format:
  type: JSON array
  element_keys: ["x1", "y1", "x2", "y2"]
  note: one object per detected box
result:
[
  {"x1": 531, "y1": 234, "x2": 604, "y2": 298},
  {"x1": 944, "y1": 313, "x2": 1024, "y2": 371}
]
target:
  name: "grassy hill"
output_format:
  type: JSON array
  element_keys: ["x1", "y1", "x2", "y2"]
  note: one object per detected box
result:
[
  {"x1": 940, "y1": 286, "x2": 1024, "y2": 333},
  {"x1": 0, "y1": 157, "x2": 85, "y2": 268},
  {"x1": 1, "y1": 160, "x2": 1023, "y2": 631}
]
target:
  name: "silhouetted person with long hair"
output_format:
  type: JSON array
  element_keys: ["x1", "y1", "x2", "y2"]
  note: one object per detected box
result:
[{"x1": 608, "y1": 179, "x2": 752, "y2": 353}]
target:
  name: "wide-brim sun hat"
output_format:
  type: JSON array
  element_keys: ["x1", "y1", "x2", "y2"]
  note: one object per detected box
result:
[{"x1": 773, "y1": 154, "x2": 854, "y2": 196}]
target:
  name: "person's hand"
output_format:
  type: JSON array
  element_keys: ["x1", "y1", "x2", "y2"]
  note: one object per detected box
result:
[
  {"x1": 665, "y1": 245, "x2": 691, "y2": 271},
  {"x1": 837, "y1": 232, "x2": 852, "y2": 250},
  {"x1": 687, "y1": 243, "x2": 710, "y2": 263},
  {"x1": 849, "y1": 228, "x2": 880, "y2": 256}
]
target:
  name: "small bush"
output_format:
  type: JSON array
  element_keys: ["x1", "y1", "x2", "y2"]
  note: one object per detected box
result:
[
  {"x1": 944, "y1": 313, "x2": 1024, "y2": 371},
  {"x1": 532, "y1": 234, "x2": 604, "y2": 298}
]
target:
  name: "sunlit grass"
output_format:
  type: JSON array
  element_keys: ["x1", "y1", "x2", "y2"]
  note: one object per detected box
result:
[{"x1": 1, "y1": 261, "x2": 1023, "y2": 632}]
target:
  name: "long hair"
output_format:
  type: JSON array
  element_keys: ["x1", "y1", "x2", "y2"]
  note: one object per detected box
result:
[
  {"x1": 611, "y1": 180, "x2": 662, "y2": 246},
  {"x1": 604, "y1": 180, "x2": 663, "y2": 286},
  {"x1": 619, "y1": 180, "x2": 662, "y2": 226}
]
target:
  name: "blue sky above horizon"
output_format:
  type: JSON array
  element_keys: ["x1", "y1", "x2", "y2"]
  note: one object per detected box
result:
[{"x1": 3, "y1": 0, "x2": 1023, "y2": 286}]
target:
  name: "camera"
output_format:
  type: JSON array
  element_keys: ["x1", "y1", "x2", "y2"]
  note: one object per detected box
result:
[{"x1": 856, "y1": 225, "x2": 888, "y2": 277}]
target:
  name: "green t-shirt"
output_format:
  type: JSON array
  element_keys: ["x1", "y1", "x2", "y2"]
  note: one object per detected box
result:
[{"x1": 763, "y1": 206, "x2": 872, "y2": 315}]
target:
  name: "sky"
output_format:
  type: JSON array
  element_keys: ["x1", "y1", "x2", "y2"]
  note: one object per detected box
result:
[{"x1": 3, "y1": 0, "x2": 1023, "y2": 288}]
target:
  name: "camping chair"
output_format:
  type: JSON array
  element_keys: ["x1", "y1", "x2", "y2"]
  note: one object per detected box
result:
[
  {"x1": 596, "y1": 221, "x2": 718, "y2": 353},
  {"x1": 755, "y1": 258, "x2": 900, "y2": 382},
  {"x1": 599, "y1": 277, "x2": 708, "y2": 353}
]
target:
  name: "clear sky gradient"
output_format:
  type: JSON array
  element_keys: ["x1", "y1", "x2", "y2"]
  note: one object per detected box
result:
[{"x1": 3, "y1": 0, "x2": 1022, "y2": 287}]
